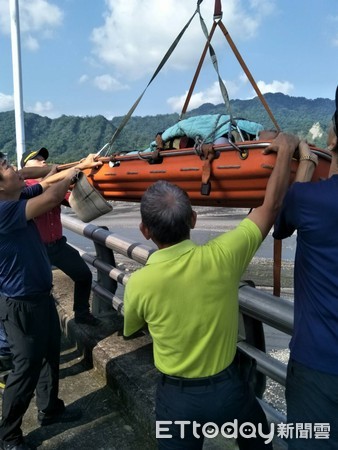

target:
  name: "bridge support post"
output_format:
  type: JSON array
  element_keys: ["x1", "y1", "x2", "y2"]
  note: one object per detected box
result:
[{"x1": 92, "y1": 227, "x2": 118, "y2": 315}]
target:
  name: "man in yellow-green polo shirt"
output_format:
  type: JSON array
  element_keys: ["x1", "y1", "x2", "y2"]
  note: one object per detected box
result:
[{"x1": 124, "y1": 133, "x2": 300, "y2": 450}]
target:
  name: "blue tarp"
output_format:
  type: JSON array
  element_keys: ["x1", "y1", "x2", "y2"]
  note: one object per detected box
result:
[
  {"x1": 126, "y1": 114, "x2": 264, "y2": 154},
  {"x1": 160, "y1": 114, "x2": 263, "y2": 143}
]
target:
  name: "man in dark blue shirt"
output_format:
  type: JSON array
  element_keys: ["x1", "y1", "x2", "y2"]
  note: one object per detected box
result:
[
  {"x1": 0, "y1": 152, "x2": 100, "y2": 450},
  {"x1": 273, "y1": 90, "x2": 338, "y2": 449}
]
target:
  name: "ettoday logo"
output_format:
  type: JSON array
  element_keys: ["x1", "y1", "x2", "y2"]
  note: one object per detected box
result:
[
  {"x1": 156, "y1": 420, "x2": 275, "y2": 444},
  {"x1": 156, "y1": 420, "x2": 331, "y2": 443}
]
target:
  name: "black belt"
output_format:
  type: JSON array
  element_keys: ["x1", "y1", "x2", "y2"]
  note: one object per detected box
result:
[
  {"x1": 161, "y1": 362, "x2": 235, "y2": 387},
  {"x1": 2, "y1": 290, "x2": 53, "y2": 302}
]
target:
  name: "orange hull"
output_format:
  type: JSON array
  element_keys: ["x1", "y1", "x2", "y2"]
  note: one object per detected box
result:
[{"x1": 83, "y1": 141, "x2": 331, "y2": 208}]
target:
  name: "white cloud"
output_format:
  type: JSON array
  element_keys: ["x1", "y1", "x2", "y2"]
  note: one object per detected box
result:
[
  {"x1": 17, "y1": 0, "x2": 63, "y2": 33},
  {"x1": 0, "y1": 0, "x2": 63, "y2": 43},
  {"x1": 0, "y1": 92, "x2": 14, "y2": 111},
  {"x1": 326, "y1": 14, "x2": 338, "y2": 47},
  {"x1": 78, "y1": 73, "x2": 129, "y2": 96},
  {"x1": 28, "y1": 100, "x2": 54, "y2": 116},
  {"x1": 79, "y1": 74, "x2": 89, "y2": 84},
  {"x1": 93, "y1": 74, "x2": 128, "y2": 92},
  {"x1": 249, "y1": 0, "x2": 277, "y2": 16},
  {"x1": 167, "y1": 91, "x2": 201, "y2": 113},
  {"x1": 0, "y1": 0, "x2": 10, "y2": 34},
  {"x1": 255, "y1": 80, "x2": 294, "y2": 95},
  {"x1": 166, "y1": 73, "x2": 295, "y2": 112},
  {"x1": 239, "y1": 73, "x2": 249, "y2": 84},
  {"x1": 24, "y1": 34, "x2": 39, "y2": 51},
  {"x1": 90, "y1": 0, "x2": 277, "y2": 81},
  {"x1": 167, "y1": 76, "x2": 250, "y2": 112}
]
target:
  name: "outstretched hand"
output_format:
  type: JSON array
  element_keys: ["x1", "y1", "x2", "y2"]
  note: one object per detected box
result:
[
  {"x1": 262, "y1": 132, "x2": 300, "y2": 156},
  {"x1": 42, "y1": 164, "x2": 58, "y2": 180},
  {"x1": 76, "y1": 154, "x2": 103, "y2": 170}
]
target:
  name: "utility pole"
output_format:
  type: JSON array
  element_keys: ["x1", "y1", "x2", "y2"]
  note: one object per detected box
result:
[{"x1": 9, "y1": 0, "x2": 25, "y2": 167}]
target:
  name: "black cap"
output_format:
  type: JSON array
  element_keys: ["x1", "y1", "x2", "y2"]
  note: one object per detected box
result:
[{"x1": 20, "y1": 147, "x2": 49, "y2": 168}]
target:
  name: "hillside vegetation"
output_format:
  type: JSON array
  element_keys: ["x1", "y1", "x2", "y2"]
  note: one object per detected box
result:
[{"x1": 0, "y1": 93, "x2": 334, "y2": 164}]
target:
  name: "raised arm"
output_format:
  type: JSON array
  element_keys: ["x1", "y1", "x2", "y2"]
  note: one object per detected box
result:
[
  {"x1": 248, "y1": 133, "x2": 299, "y2": 239},
  {"x1": 39, "y1": 154, "x2": 102, "y2": 190},
  {"x1": 25, "y1": 168, "x2": 79, "y2": 220},
  {"x1": 294, "y1": 141, "x2": 318, "y2": 183},
  {"x1": 19, "y1": 165, "x2": 52, "y2": 180}
]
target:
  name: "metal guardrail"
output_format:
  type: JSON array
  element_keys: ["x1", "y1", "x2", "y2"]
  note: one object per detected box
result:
[{"x1": 61, "y1": 214, "x2": 292, "y2": 437}]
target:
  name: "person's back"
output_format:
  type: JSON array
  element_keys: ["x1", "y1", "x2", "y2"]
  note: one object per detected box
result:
[
  {"x1": 275, "y1": 176, "x2": 338, "y2": 374},
  {"x1": 125, "y1": 218, "x2": 260, "y2": 377},
  {"x1": 25, "y1": 177, "x2": 63, "y2": 243},
  {"x1": 124, "y1": 133, "x2": 300, "y2": 450},
  {"x1": 273, "y1": 101, "x2": 338, "y2": 449}
]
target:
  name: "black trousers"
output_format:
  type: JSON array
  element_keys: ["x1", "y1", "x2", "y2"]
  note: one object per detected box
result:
[
  {"x1": 0, "y1": 293, "x2": 61, "y2": 445},
  {"x1": 156, "y1": 362, "x2": 272, "y2": 450},
  {"x1": 46, "y1": 236, "x2": 92, "y2": 314},
  {"x1": 286, "y1": 359, "x2": 338, "y2": 449}
]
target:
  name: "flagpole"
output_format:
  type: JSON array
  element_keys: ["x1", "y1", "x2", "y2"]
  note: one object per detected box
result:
[{"x1": 9, "y1": 0, "x2": 25, "y2": 167}]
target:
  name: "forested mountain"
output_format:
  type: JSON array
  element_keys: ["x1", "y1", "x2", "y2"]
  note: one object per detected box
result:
[{"x1": 0, "y1": 93, "x2": 334, "y2": 164}]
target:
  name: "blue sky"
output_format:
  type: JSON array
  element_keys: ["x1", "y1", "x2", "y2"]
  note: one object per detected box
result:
[{"x1": 0, "y1": 0, "x2": 338, "y2": 120}]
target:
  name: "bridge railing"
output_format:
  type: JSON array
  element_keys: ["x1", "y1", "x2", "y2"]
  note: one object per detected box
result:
[{"x1": 61, "y1": 213, "x2": 292, "y2": 442}]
